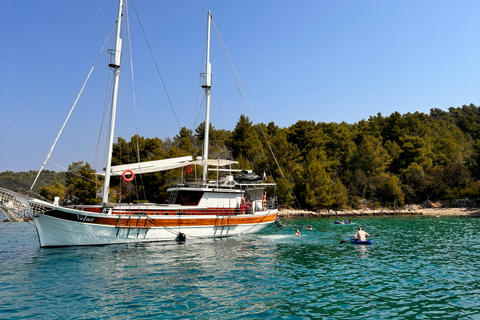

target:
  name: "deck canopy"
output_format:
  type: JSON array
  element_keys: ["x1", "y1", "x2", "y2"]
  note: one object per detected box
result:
[{"x1": 190, "y1": 159, "x2": 237, "y2": 167}]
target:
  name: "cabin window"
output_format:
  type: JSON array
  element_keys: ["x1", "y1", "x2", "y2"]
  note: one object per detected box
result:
[{"x1": 174, "y1": 191, "x2": 203, "y2": 206}]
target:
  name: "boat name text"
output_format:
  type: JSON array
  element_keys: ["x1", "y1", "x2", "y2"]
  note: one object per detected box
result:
[{"x1": 77, "y1": 215, "x2": 94, "y2": 222}]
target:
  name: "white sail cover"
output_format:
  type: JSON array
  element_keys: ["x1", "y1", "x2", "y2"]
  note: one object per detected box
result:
[
  {"x1": 110, "y1": 156, "x2": 193, "y2": 176},
  {"x1": 109, "y1": 156, "x2": 237, "y2": 176}
]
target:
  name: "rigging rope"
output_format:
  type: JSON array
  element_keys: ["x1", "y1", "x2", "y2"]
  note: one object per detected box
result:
[
  {"x1": 125, "y1": 2, "x2": 147, "y2": 202},
  {"x1": 92, "y1": 62, "x2": 113, "y2": 183},
  {"x1": 211, "y1": 20, "x2": 302, "y2": 209},
  {"x1": 30, "y1": 22, "x2": 118, "y2": 192},
  {"x1": 0, "y1": 0, "x2": 111, "y2": 142},
  {"x1": 130, "y1": 0, "x2": 181, "y2": 131},
  {"x1": 192, "y1": 23, "x2": 208, "y2": 133},
  {"x1": 47, "y1": 160, "x2": 103, "y2": 185}
]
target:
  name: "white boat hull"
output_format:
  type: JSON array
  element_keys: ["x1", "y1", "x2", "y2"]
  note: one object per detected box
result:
[{"x1": 33, "y1": 210, "x2": 277, "y2": 247}]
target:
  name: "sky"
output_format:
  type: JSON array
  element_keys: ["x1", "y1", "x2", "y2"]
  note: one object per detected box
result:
[{"x1": 0, "y1": 0, "x2": 479, "y2": 173}]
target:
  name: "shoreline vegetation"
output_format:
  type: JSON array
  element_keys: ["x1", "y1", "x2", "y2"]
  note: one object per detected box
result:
[
  {"x1": 279, "y1": 207, "x2": 480, "y2": 218},
  {"x1": 2, "y1": 104, "x2": 480, "y2": 211}
]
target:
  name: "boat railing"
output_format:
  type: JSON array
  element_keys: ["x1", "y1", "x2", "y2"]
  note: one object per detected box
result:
[
  {"x1": 114, "y1": 200, "x2": 278, "y2": 216},
  {"x1": 247, "y1": 196, "x2": 278, "y2": 213},
  {"x1": 170, "y1": 178, "x2": 277, "y2": 189},
  {"x1": 169, "y1": 180, "x2": 233, "y2": 189}
]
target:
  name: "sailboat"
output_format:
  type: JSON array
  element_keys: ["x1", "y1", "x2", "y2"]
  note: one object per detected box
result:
[{"x1": 0, "y1": 0, "x2": 278, "y2": 247}]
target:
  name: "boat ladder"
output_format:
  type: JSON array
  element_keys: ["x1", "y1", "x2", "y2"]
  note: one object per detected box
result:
[
  {"x1": 115, "y1": 215, "x2": 152, "y2": 238},
  {"x1": 214, "y1": 213, "x2": 235, "y2": 236}
]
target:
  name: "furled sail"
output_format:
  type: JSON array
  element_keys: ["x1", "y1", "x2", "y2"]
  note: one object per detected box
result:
[
  {"x1": 108, "y1": 156, "x2": 238, "y2": 176},
  {"x1": 109, "y1": 156, "x2": 193, "y2": 176}
]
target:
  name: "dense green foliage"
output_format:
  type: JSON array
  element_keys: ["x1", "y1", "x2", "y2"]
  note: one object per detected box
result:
[
  {"x1": 2, "y1": 104, "x2": 479, "y2": 209},
  {"x1": 0, "y1": 170, "x2": 65, "y2": 197}
]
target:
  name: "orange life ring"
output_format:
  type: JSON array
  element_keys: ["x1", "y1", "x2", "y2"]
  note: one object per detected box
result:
[
  {"x1": 184, "y1": 165, "x2": 192, "y2": 174},
  {"x1": 122, "y1": 169, "x2": 134, "y2": 182}
]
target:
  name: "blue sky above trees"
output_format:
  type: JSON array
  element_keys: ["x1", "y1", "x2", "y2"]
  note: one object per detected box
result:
[{"x1": 0, "y1": 0, "x2": 478, "y2": 172}]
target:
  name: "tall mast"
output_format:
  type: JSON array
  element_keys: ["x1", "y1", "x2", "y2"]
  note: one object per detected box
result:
[
  {"x1": 102, "y1": 0, "x2": 124, "y2": 204},
  {"x1": 201, "y1": 11, "x2": 212, "y2": 184}
]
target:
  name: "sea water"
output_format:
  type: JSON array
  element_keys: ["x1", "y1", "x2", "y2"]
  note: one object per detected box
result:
[{"x1": 1, "y1": 216, "x2": 480, "y2": 319}]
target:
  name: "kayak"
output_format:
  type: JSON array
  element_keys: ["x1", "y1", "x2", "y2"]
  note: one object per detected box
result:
[
  {"x1": 334, "y1": 221, "x2": 351, "y2": 224},
  {"x1": 350, "y1": 237, "x2": 373, "y2": 245}
]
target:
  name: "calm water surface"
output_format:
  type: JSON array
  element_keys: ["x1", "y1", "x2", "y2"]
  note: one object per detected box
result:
[{"x1": 1, "y1": 216, "x2": 480, "y2": 319}]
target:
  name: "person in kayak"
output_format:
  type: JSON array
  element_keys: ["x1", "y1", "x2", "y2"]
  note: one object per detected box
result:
[{"x1": 353, "y1": 226, "x2": 370, "y2": 241}]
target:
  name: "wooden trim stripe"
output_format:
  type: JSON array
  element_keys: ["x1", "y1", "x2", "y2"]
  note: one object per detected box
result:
[
  {"x1": 76, "y1": 206, "x2": 267, "y2": 216},
  {"x1": 43, "y1": 209, "x2": 278, "y2": 228}
]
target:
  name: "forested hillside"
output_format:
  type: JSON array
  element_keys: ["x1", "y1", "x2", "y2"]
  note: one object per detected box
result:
[
  {"x1": 0, "y1": 170, "x2": 65, "y2": 196},
  {"x1": 1, "y1": 104, "x2": 479, "y2": 210}
]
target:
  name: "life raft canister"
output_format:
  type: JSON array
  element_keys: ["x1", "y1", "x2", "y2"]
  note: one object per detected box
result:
[
  {"x1": 184, "y1": 165, "x2": 192, "y2": 174},
  {"x1": 122, "y1": 169, "x2": 134, "y2": 182}
]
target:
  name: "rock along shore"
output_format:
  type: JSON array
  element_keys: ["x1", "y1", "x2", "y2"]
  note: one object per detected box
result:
[{"x1": 278, "y1": 207, "x2": 480, "y2": 218}]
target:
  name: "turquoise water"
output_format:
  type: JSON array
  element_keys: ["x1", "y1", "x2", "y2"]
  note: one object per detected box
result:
[{"x1": 1, "y1": 216, "x2": 480, "y2": 319}]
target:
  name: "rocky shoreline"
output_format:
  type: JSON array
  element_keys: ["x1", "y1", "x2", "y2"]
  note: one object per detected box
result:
[{"x1": 278, "y1": 207, "x2": 480, "y2": 218}]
